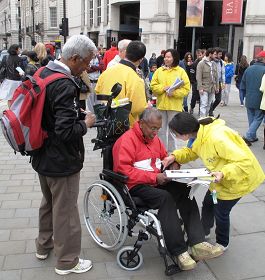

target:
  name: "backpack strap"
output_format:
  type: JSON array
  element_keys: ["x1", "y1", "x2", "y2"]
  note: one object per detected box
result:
[{"x1": 33, "y1": 66, "x2": 70, "y2": 87}]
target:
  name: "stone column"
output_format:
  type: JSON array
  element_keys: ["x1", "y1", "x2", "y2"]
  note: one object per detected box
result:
[{"x1": 243, "y1": 0, "x2": 265, "y2": 61}]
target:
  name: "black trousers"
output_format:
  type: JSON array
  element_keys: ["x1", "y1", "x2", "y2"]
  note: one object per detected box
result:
[
  {"x1": 201, "y1": 190, "x2": 240, "y2": 247},
  {"x1": 210, "y1": 83, "x2": 222, "y2": 113},
  {"x1": 190, "y1": 83, "x2": 200, "y2": 110},
  {"x1": 130, "y1": 181, "x2": 205, "y2": 256}
]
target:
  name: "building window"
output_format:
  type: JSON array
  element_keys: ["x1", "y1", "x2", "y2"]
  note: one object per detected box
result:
[
  {"x1": 107, "y1": 0, "x2": 109, "y2": 24},
  {"x1": 97, "y1": 0, "x2": 101, "y2": 26},
  {"x1": 50, "y1": 7, "x2": 57, "y2": 28},
  {"x1": 89, "y1": 0, "x2": 93, "y2": 27}
]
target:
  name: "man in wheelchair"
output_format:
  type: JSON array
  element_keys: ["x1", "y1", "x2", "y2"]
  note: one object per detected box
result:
[{"x1": 112, "y1": 107, "x2": 223, "y2": 271}]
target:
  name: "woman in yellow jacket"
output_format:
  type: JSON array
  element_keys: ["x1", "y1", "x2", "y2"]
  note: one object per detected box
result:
[
  {"x1": 163, "y1": 112, "x2": 265, "y2": 251},
  {"x1": 150, "y1": 49, "x2": 190, "y2": 152}
]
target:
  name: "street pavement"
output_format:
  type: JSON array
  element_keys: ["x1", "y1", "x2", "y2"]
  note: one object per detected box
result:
[{"x1": 0, "y1": 85, "x2": 265, "y2": 280}]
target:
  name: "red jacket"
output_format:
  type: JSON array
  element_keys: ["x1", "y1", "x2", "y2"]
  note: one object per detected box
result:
[
  {"x1": 113, "y1": 122, "x2": 167, "y2": 190},
  {"x1": 103, "y1": 47, "x2": 119, "y2": 69}
]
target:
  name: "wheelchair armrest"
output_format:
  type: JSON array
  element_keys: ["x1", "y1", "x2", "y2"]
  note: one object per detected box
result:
[{"x1": 102, "y1": 169, "x2": 128, "y2": 183}]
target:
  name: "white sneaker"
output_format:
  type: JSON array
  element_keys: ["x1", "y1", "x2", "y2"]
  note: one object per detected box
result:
[
  {"x1": 55, "y1": 258, "x2": 93, "y2": 275},
  {"x1": 36, "y1": 253, "x2": 48, "y2": 260},
  {"x1": 215, "y1": 243, "x2": 228, "y2": 251}
]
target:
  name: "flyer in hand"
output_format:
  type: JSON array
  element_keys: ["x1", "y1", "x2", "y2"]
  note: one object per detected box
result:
[
  {"x1": 166, "y1": 78, "x2": 184, "y2": 93},
  {"x1": 165, "y1": 168, "x2": 211, "y2": 179}
]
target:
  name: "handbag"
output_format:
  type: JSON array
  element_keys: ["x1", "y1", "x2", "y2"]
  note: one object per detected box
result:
[{"x1": 93, "y1": 101, "x2": 132, "y2": 150}]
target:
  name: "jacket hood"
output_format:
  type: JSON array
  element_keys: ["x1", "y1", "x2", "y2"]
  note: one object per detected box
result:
[
  {"x1": 132, "y1": 121, "x2": 155, "y2": 144},
  {"x1": 46, "y1": 60, "x2": 79, "y2": 86},
  {"x1": 197, "y1": 118, "x2": 226, "y2": 144}
]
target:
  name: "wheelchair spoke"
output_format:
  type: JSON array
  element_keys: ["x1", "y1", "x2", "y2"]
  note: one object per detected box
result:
[{"x1": 84, "y1": 181, "x2": 128, "y2": 250}]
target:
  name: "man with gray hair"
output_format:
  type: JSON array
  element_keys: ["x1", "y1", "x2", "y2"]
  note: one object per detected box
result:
[
  {"x1": 107, "y1": 39, "x2": 131, "y2": 68},
  {"x1": 31, "y1": 35, "x2": 96, "y2": 275},
  {"x1": 112, "y1": 108, "x2": 223, "y2": 271}
]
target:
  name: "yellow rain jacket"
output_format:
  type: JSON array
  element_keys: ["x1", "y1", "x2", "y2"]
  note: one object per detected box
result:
[
  {"x1": 150, "y1": 66, "x2": 190, "y2": 111},
  {"x1": 172, "y1": 119, "x2": 265, "y2": 200},
  {"x1": 95, "y1": 63, "x2": 147, "y2": 127}
]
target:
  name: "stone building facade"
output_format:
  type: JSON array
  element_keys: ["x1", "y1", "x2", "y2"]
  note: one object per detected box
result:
[{"x1": 1, "y1": 0, "x2": 265, "y2": 63}]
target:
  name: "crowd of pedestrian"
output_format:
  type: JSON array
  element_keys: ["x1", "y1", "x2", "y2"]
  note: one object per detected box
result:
[{"x1": 0, "y1": 34, "x2": 264, "y2": 276}]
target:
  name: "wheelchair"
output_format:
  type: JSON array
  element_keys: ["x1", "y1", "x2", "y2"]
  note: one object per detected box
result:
[{"x1": 83, "y1": 84, "x2": 181, "y2": 276}]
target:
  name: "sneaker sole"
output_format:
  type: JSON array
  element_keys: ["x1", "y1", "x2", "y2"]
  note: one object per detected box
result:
[
  {"x1": 177, "y1": 261, "x2": 196, "y2": 271},
  {"x1": 192, "y1": 250, "x2": 223, "y2": 261},
  {"x1": 35, "y1": 253, "x2": 48, "y2": 260},
  {"x1": 55, "y1": 264, "x2": 93, "y2": 275}
]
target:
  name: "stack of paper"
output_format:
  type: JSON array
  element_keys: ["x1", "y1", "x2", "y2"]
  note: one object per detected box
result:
[
  {"x1": 167, "y1": 78, "x2": 184, "y2": 93},
  {"x1": 165, "y1": 168, "x2": 212, "y2": 179}
]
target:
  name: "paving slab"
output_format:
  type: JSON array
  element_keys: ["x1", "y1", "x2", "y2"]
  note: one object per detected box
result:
[
  {"x1": 3, "y1": 253, "x2": 56, "y2": 270},
  {"x1": 231, "y1": 201, "x2": 265, "y2": 234},
  {"x1": 10, "y1": 228, "x2": 38, "y2": 241},
  {"x1": 21, "y1": 267, "x2": 62, "y2": 280},
  {"x1": 0, "y1": 240, "x2": 26, "y2": 255},
  {"x1": 205, "y1": 233, "x2": 265, "y2": 280},
  {"x1": 0, "y1": 270, "x2": 21, "y2": 280},
  {"x1": 0, "y1": 230, "x2": 10, "y2": 242}
]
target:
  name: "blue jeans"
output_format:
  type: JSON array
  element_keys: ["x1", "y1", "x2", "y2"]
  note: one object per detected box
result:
[
  {"x1": 183, "y1": 96, "x2": 188, "y2": 111},
  {"x1": 201, "y1": 190, "x2": 240, "y2": 247},
  {"x1": 246, "y1": 108, "x2": 264, "y2": 140},
  {"x1": 239, "y1": 88, "x2": 244, "y2": 105}
]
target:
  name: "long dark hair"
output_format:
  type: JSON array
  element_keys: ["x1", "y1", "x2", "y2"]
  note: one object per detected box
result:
[
  {"x1": 8, "y1": 44, "x2": 20, "y2": 55},
  {"x1": 239, "y1": 55, "x2": 249, "y2": 68},
  {"x1": 169, "y1": 112, "x2": 216, "y2": 135}
]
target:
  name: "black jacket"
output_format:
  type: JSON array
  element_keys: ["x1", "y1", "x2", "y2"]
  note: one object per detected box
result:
[
  {"x1": 31, "y1": 61, "x2": 87, "y2": 177},
  {"x1": 2, "y1": 54, "x2": 24, "y2": 81}
]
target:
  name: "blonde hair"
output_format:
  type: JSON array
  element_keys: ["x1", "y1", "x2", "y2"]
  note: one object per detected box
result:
[{"x1": 34, "y1": 43, "x2": 47, "y2": 62}]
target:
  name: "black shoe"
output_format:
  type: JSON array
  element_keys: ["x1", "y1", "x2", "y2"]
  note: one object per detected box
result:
[
  {"x1": 249, "y1": 138, "x2": 258, "y2": 143},
  {"x1": 242, "y1": 136, "x2": 252, "y2": 146},
  {"x1": 208, "y1": 110, "x2": 214, "y2": 117},
  {"x1": 263, "y1": 144, "x2": 265, "y2": 150}
]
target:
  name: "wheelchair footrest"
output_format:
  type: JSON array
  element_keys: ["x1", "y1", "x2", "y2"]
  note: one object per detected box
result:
[{"x1": 165, "y1": 264, "x2": 181, "y2": 276}]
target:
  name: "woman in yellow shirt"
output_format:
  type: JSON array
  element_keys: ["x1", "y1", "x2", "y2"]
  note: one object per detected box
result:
[
  {"x1": 150, "y1": 49, "x2": 190, "y2": 152},
  {"x1": 163, "y1": 112, "x2": 265, "y2": 251}
]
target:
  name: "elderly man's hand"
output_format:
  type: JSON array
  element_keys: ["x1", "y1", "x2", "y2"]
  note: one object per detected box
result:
[
  {"x1": 84, "y1": 112, "x2": 96, "y2": 128},
  {"x1": 156, "y1": 173, "x2": 170, "y2": 185}
]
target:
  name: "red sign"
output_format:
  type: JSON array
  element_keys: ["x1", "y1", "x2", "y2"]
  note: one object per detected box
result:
[{"x1": 222, "y1": 0, "x2": 243, "y2": 24}]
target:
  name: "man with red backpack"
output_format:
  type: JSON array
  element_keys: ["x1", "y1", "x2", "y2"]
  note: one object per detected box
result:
[{"x1": 31, "y1": 35, "x2": 96, "y2": 275}]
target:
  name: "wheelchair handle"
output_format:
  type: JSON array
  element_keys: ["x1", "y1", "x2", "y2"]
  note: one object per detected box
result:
[{"x1": 91, "y1": 121, "x2": 106, "y2": 127}]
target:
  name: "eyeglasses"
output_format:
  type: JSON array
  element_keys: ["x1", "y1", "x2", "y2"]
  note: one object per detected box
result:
[{"x1": 143, "y1": 121, "x2": 161, "y2": 132}]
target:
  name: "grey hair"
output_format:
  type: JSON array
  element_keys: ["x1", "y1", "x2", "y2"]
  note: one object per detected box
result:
[
  {"x1": 139, "y1": 107, "x2": 162, "y2": 122},
  {"x1": 61, "y1": 35, "x2": 97, "y2": 60},
  {"x1": 118, "y1": 39, "x2": 131, "y2": 51}
]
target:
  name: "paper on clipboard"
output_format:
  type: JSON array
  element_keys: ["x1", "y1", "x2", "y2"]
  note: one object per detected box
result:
[{"x1": 165, "y1": 168, "x2": 211, "y2": 179}]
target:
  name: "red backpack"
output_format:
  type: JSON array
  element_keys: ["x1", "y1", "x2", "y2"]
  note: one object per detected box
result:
[{"x1": 1, "y1": 67, "x2": 68, "y2": 155}]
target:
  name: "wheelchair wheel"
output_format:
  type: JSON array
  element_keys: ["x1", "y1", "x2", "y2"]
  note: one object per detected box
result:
[
  {"x1": 117, "y1": 246, "x2": 143, "y2": 271},
  {"x1": 83, "y1": 180, "x2": 128, "y2": 251}
]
